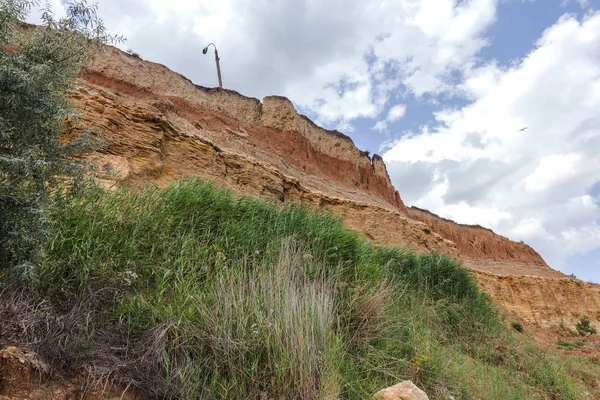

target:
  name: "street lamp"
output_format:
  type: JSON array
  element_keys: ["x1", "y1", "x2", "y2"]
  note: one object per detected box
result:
[{"x1": 202, "y1": 43, "x2": 223, "y2": 89}]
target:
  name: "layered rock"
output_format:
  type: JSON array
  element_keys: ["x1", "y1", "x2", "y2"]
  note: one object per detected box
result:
[
  {"x1": 477, "y1": 274, "x2": 600, "y2": 328},
  {"x1": 73, "y1": 84, "x2": 452, "y2": 256},
  {"x1": 74, "y1": 44, "x2": 599, "y2": 332},
  {"x1": 81, "y1": 45, "x2": 404, "y2": 210},
  {"x1": 408, "y1": 207, "x2": 547, "y2": 266}
]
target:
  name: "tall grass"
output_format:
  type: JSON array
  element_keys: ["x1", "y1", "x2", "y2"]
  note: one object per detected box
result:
[{"x1": 1, "y1": 179, "x2": 598, "y2": 399}]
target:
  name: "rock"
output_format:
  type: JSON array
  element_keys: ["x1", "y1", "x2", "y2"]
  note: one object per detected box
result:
[
  {"x1": 407, "y1": 206, "x2": 548, "y2": 266},
  {"x1": 225, "y1": 126, "x2": 249, "y2": 138},
  {"x1": 0, "y1": 346, "x2": 60, "y2": 400},
  {"x1": 372, "y1": 381, "x2": 429, "y2": 400}
]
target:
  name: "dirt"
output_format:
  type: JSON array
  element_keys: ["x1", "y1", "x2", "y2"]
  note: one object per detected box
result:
[{"x1": 0, "y1": 347, "x2": 148, "y2": 400}]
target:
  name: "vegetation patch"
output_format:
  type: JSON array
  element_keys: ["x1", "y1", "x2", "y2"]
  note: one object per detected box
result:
[
  {"x1": 576, "y1": 316, "x2": 597, "y2": 337},
  {"x1": 511, "y1": 322, "x2": 523, "y2": 333},
  {"x1": 557, "y1": 339, "x2": 585, "y2": 350},
  {"x1": 1, "y1": 180, "x2": 599, "y2": 399}
]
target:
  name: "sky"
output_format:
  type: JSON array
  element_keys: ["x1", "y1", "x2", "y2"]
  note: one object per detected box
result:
[{"x1": 32, "y1": 0, "x2": 600, "y2": 281}]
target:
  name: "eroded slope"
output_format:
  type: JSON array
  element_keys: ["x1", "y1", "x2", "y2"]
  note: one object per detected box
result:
[{"x1": 74, "y1": 44, "x2": 599, "y2": 331}]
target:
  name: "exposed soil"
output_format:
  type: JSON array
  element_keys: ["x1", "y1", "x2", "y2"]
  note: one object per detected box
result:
[{"x1": 0, "y1": 347, "x2": 150, "y2": 400}]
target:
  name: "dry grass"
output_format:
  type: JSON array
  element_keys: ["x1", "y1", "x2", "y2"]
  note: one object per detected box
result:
[{"x1": 347, "y1": 283, "x2": 394, "y2": 346}]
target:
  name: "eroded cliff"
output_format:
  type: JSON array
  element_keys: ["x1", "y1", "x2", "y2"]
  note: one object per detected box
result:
[{"x1": 74, "y1": 44, "x2": 599, "y2": 332}]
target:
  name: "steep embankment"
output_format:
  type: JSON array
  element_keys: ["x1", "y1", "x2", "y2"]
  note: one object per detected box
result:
[
  {"x1": 75, "y1": 44, "x2": 599, "y2": 331},
  {"x1": 407, "y1": 207, "x2": 545, "y2": 266},
  {"x1": 478, "y1": 274, "x2": 600, "y2": 327}
]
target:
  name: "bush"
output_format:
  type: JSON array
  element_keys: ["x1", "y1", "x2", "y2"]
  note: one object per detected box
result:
[
  {"x1": 0, "y1": 0, "x2": 120, "y2": 276},
  {"x1": 575, "y1": 316, "x2": 597, "y2": 336},
  {"x1": 126, "y1": 48, "x2": 141, "y2": 58},
  {"x1": 512, "y1": 322, "x2": 523, "y2": 333},
  {"x1": 19, "y1": 180, "x2": 497, "y2": 397},
  {"x1": 557, "y1": 339, "x2": 584, "y2": 350}
]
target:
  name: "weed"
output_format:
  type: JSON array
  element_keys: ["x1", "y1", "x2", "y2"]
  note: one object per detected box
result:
[
  {"x1": 576, "y1": 316, "x2": 597, "y2": 336},
  {"x1": 557, "y1": 339, "x2": 584, "y2": 350}
]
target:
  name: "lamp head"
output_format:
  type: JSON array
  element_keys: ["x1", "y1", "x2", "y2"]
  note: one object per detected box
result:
[{"x1": 202, "y1": 47, "x2": 208, "y2": 54}]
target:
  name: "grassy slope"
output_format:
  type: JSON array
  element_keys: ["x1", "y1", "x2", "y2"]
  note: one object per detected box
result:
[{"x1": 1, "y1": 179, "x2": 599, "y2": 399}]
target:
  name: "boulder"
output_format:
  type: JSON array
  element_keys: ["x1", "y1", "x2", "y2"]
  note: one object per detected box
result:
[{"x1": 372, "y1": 380, "x2": 429, "y2": 400}]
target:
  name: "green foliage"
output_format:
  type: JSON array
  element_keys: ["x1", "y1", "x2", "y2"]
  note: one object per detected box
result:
[
  {"x1": 559, "y1": 321, "x2": 567, "y2": 330},
  {"x1": 575, "y1": 316, "x2": 597, "y2": 336},
  {"x1": 125, "y1": 48, "x2": 140, "y2": 58},
  {"x1": 0, "y1": 0, "x2": 121, "y2": 275},
  {"x1": 8, "y1": 179, "x2": 593, "y2": 399},
  {"x1": 511, "y1": 322, "x2": 523, "y2": 333},
  {"x1": 557, "y1": 339, "x2": 584, "y2": 350}
]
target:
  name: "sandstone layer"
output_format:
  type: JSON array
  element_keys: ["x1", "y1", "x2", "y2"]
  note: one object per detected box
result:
[{"x1": 74, "y1": 44, "x2": 599, "y2": 331}]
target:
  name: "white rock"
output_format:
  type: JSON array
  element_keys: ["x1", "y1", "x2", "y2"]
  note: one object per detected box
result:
[{"x1": 372, "y1": 381, "x2": 429, "y2": 400}]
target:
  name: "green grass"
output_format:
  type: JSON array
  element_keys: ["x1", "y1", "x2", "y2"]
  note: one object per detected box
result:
[
  {"x1": 2, "y1": 179, "x2": 599, "y2": 399},
  {"x1": 557, "y1": 339, "x2": 585, "y2": 350},
  {"x1": 512, "y1": 321, "x2": 524, "y2": 333}
]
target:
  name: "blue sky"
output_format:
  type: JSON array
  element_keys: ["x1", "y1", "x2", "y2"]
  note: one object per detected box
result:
[
  {"x1": 36, "y1": 0, "x2": 600, "y2": 281},
  {"x1": 348, "y1": 0, "x2": 593, "y2": 155}
]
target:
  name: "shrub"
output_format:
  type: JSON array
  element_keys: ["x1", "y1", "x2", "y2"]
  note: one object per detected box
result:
[
  {"x1": 0, "y1": 0, "x2": 120, "y2": 276},
  {"x1": 22, "y1": 180, "x2": 502, "y2": 397},
  {"x1": 575, "y1": 316, "x2": 597, "y2": 336},
  {"x1": 126, "y1": 48, "x2": 140, "y2": 58},
  {"x1": 512, "y1": 322, "x2": 523, "y2": 333},
  {"x1": 557, "y1": 339, "x2": 584, "y2": 350}
]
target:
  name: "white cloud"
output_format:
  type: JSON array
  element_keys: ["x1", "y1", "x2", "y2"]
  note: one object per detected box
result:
[
  {"x1": 524, "y1": 154, "x2": 581, "y2": 192},
  {"x1": 387, "y1": 105, "x2": 407, "y2": 122},
  {"x1": 384, "y1": 11, "x2": 600, "y2": 271},
  {"x1": 372, "y1": 121, "x2": 388, "y2": 133},
  {"x1": 561, "y1": 0, "x2": 590, "y2": 9},
  {"x1": 372, "y1": 104, "x2": 407, "y2": 133},
  {"x1": 70, "y1": 0, "x2": 498, "y2": 128},
  {"x1": 26, "y1": 0, "x2": 66, "y2": 23}
]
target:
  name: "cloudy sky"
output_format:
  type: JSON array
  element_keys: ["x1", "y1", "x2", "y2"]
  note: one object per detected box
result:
[{"x1": 35, "y1": 0, "x2": 600, "y2": 281}]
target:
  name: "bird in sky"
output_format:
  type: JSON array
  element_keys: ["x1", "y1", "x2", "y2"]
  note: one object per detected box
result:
[{"x1": 518, "y1": 127, "x2": 528, "y2": 132}]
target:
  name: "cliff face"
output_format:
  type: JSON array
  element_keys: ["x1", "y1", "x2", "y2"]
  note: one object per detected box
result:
[
  {"x1": 81, "y1": 46, "x2": 404, "y2": 211},
  {"x1": 477, "y1": 274, "x2": 600, "y2": 328},
  {"x1": 75, "y1": 44, "x2": 599, "y2": 332},
  {"x1": 407, "y1": 207, "x2": 547, "y2": 266}
]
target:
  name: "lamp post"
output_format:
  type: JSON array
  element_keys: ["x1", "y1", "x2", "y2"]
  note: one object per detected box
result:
[{"x1": 202, "y1": 43, "x2": 223, "y2": 89}]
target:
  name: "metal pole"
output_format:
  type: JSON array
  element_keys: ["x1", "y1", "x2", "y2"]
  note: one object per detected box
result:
[{"x1": 214, "y1": 48, "x2": 223, "y2": 89}]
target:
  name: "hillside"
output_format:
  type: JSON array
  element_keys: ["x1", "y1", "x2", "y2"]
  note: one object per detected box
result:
[
  {"x1": 4, "y1": 12, "x2": 600, "y2": 400},
  {"x1": 5, "y1": 180, "x2": 600, "y2": 399},
  {"x1": 75, "y1": 44, "x2": 599, "y2": 334}
]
